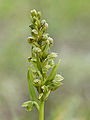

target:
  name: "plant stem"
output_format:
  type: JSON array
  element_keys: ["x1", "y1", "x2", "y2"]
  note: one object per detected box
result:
[{"x1": 39, "y1": 99, "x2": 44, "y2": 120}]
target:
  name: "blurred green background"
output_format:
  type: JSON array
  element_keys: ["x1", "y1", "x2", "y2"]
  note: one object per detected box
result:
[{"x1": 0, "y1": 0, "x2": 90, "y2": 120}]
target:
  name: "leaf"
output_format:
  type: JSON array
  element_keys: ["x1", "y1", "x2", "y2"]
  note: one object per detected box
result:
[
  {"x1": 45, "y1": 60, "x2": 60, "y2": 85},
  {"x1": 22, "y1": 101, "x2": 39, "y2": 111},
  {"x1": 36, "y1": 54, "x2": 42, "y2": 73},
  {"x1": 27, "y1": 69, "x2": 39, "y2": 104},
  {"x1": 42, "y1": 42, "x2": 49, "y2": 59},
  {"x1": 31, "y1": 46, "x2": 35, "y2": 57},
  {"x1": 44, "y1": 90, "x2": 51, "y2": 100},
  {"x1": 31, "y1": 61, "x2": 43, "y2": 81},
  {"x1": 41, "y1": 90, "x2": 51, "y2": 101}
]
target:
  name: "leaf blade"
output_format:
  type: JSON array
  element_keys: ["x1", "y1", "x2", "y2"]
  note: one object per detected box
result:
[
  {"x1": 27, "y1": 69, "x2": 39, "y2": 104},
  {"x1": 42, "y1": 42, "x2": 49, "y2": 59},
  {"x1": 45, "y1": 60, "x2": 60, "y2": 85},
  {"x1": 31, "y1": 61, "x2": 43, "y2": 80}
]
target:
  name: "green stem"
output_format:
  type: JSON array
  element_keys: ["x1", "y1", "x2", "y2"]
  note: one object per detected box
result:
[{"x1": 39, "y1": 99, "x2": 44, "y2": 120}]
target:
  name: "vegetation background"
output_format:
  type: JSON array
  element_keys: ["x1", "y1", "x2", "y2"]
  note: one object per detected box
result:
[{"x1": 0, "y1": 0, "x2": 90, "y2": 120}]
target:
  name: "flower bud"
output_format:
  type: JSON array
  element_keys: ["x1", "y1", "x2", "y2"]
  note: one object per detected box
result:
[
  {"x1": 31, "y1": 58, "x2": 37, "y2": 62},
  {"x1": 28, "y1": 56, "x2": 32, "y2": 62},
  {"x1": 55, "y1": 74, "x2": 64, "y2": 82},
  {"x1": 27, "y1": 37, "x2": 35, "y2": 43},
  {"x1": 33, "y1": 47, "x2": 41, "y2": 53},
  {"x1": 48, "y1": 60, "x2": 54, "y2": 67},
  {"x1": 45, "y1": 23, "x2": 48, "y2": 29},
  {"x1": 42, "y1": 64, "x2": 51, "y2": 73},
  {"x1": 31, "y1": 29, "x2": 38, "y2": 37},
  {"x1": 42, "y1": 34, "x2": 48, "y2": 41},
  {"x1": 31, "y1": 9, "x2": 37, "y2": 17},
  {"x1": 46, "y1": 40, "x2": 49, "y2": 44},
  {"x1": 42, "y1": 67, "x2": 48, "y2": 73},
  {"x1": 28, "y1": 57, "x2": 36, "y2": 62},
  {"x1": 32, "y1": 16, "x2": 37, "y2": 23},
  {"x1": 34, "y1": 79, "x2": 41, "y2": 87},
  {"x1": 47, "y1": 52, "x2": 58, "y2": 59},
  {"x1": 42, "y1": 23, "x2": 48, "y2": 33},
  {"x1": 37, "y1": 11, "x2": 41, "y2": 19},
  {"x1": 29, "y1": 24, "x2": 35, "y2": 29},
  {"x1": 45, "y1": 64, "x2": 51, "y2": 69},
  {"x1": 41, "y1": 85, "x2": 48, "y2": 93},
  {"x1": 41, "y1": 20, "x2": 46, "y2": 26},
  {"x1": 48, "y1": 37, "x2": 53, "y2": 44}
]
